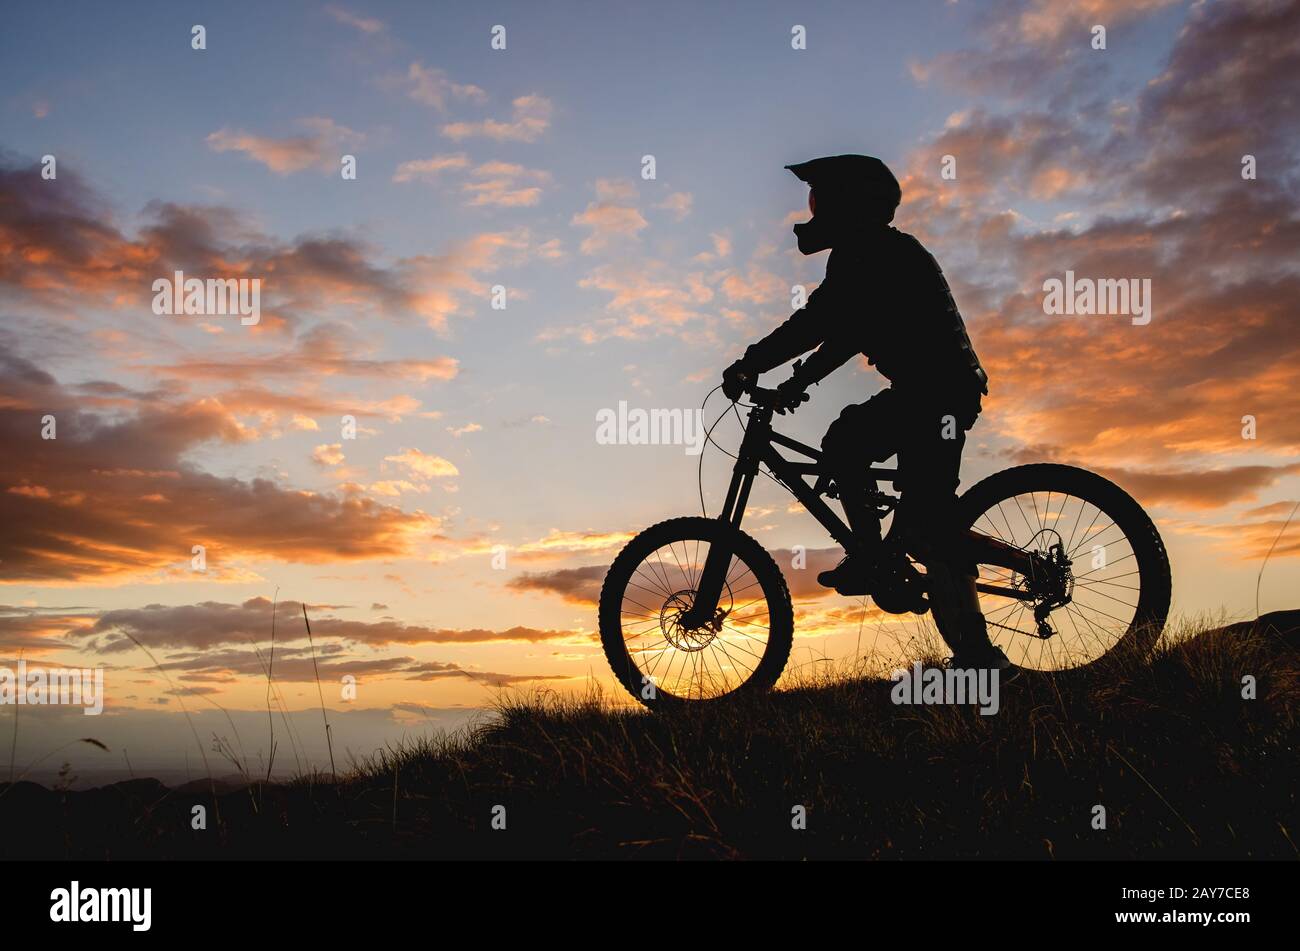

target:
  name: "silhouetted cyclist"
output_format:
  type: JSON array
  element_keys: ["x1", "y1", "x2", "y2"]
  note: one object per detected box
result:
[{"x1": 722, "y1": 154, "x2": 1008, "y2": 669}]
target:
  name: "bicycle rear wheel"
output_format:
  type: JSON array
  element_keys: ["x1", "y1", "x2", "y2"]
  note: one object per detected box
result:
[{"x1": 958, "y1": 464, "x2": 1171, "y2": 671}]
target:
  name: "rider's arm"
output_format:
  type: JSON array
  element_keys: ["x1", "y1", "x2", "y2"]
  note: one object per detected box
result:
[
  {"x1": 739, "y1": 283, "x2": 833, "y2": 374},
  {"x1": 788, "y1": 333, "x2": 858, "y2": 390}
]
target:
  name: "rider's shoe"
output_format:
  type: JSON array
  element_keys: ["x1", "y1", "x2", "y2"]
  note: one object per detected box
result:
[
  {"x1": 947, "y1": 643, "x2": 1013, "y2": 673},
  {"x1": 817, "y1": 555, "x2": 871, "y2": 594},
  {"x1": 945, "y1": 611, "x2": 1014, "y2": 673},
  {"x1": 819, "y1": 549, "x2": 929, "y2": 611}
]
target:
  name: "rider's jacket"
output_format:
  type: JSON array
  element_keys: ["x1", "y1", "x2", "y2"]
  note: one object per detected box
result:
[{"x1": 742, "y1": 226, "x2": 988, "y2": 398}]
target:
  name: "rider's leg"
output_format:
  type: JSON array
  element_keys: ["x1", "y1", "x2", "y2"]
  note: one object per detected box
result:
[
  {"x1": 823, "y1": 391, "x2": 903, "y2": 545},
  {"x1": 913, "y1": 500, "x2": 992, "y2": 657},
  {"x1": 901, "y1": 489, "x2": 975, "y2": 654},
  {"x1": 817, "y1": 395, "x2": 897, "y2": 587},
  {"x1": 925, "y1": 558, "x2": 994, "y2": 659},
  {"x1": 835, "y1": 479, "x2": 882, "y2": 553},
  {"x1": 895, "y1": 389, "x2": 1001, "y2": 662}
]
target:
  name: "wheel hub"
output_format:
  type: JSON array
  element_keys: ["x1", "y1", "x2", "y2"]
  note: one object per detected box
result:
[
  {"x1": 660, "y1": 589, "x2": 725, "y2": 651},
  {"x1": 1014, "y1": 532, "x2": 1075, "y2": 638}
]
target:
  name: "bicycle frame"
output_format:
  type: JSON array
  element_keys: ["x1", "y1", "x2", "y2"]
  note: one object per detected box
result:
[{"x1": 680, "y1": 400, "x2": 1038, "y2": 629}]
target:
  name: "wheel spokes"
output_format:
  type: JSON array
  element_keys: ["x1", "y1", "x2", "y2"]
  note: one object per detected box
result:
[
  {"x1": 618, "y1": 538, "x2": 772, "y2": 699},
  {"x1": 972, "y1": 491, "x2": 1141, "y2": 670}
]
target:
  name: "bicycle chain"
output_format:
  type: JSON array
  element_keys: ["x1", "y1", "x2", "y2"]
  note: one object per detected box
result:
[{"x1": 987, "y1": 617, "x2": 1047, "y2": 638}]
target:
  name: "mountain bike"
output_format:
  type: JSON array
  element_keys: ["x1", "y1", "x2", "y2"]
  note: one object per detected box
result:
[{"x1": 599, "y1": 382, "x2": 1171, "y2": 708}]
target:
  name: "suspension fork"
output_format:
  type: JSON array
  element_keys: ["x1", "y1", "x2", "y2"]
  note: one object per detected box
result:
[{"x1": 680, "y1": 406, "x2": 769, "y2": 629}]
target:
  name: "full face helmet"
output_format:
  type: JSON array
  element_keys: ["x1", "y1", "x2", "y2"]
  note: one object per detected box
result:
[{"x1": 785, "y1": 154, "x2": 901, "y2": 254}]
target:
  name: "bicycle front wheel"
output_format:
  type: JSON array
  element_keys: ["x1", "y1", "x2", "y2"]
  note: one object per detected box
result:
[{"x1": 599, "y1": 517, "x2": 794, "y2": 709}]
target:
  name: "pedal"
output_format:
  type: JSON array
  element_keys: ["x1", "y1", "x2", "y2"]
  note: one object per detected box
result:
[
  {"x1": 871, "y1": 586, "x2": 928, "y2": 615},
  {"x1": 867, "y1": 558, "x2": 928, "y2": 615},
  {"x1": 832, "y1": 579, "x2": 871, "y2": 597}
]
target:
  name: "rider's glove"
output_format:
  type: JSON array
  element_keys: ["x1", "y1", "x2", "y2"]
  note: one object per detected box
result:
[
  {"x1": 721, "y1": 359, "x2": 751, "y2": 401},
  {"x1": 774, "y1": 374, "x2": 809, "y2": 414}
]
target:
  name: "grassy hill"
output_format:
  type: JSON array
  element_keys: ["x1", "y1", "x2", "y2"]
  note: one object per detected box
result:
[{"x1": 3, "y1": 611, "x2": 1298, "y2": 860}]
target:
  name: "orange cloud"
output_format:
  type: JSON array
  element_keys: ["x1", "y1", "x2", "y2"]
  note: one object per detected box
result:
[
  {"x1": 0, "y1": 348, "x2": 435, "y2": 584},
  {"x1": 0, "y1": 158, "x2": 534, "y2": 337},
  {"x1": 206, "y1": 118, "x2": 363, "y2": 175},
  {"x1": 572, "y1": 180, "x2": 649, "y2": 253},
  {"x1": 384, "y1": 448, "x2": 459, "y2": 479},
  {"x1": 441, "y1": 94, "x2": 552, "y2": 142},
  {"x1": 84, "y1": 597, "x2": 587, "y2": 653},
  {"x1": 401, "y1": 62, "x2": 488, "y2": 112}
]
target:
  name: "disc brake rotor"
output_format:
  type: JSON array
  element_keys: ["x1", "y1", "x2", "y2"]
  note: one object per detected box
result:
[{"x1": 660, "y1": 588, "x2": 729, "y2": 651}]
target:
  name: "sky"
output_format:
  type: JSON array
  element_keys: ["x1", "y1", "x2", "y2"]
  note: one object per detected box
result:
[{"x1": 2, "y1": 0, "x2": 1298, "y2": 781}]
